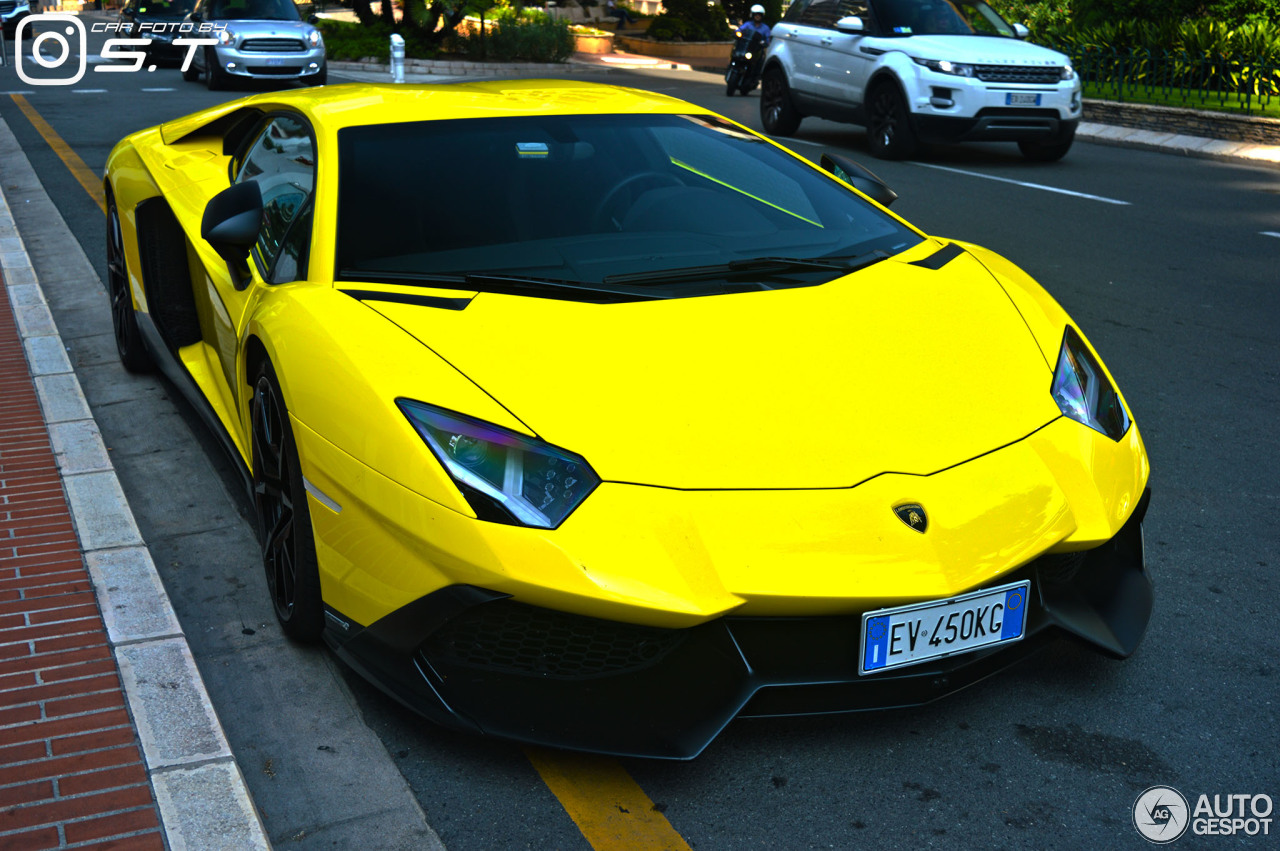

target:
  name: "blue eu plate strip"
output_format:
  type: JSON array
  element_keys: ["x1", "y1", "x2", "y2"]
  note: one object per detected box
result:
[
  {"x1": 1001, "y1": 586, "x2": 1026, "y2": 640},
  {"x1": 863, "y1": 615, "x2": 890, "y2": 671}
]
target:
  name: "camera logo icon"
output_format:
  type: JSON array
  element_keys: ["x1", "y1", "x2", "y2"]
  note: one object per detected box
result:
[{"x1": 16, "y1": 14, "x2": 88, "y2": 86}]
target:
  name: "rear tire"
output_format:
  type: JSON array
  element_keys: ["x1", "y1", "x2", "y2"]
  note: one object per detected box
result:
[
  {"x1": 1018, "y1": 128, "x2": 1075, "y2": 162},
  {"x1": 252, "y1": 360, "x2": 325, "y2": 643},
  {"x1": 760, "y1": 67, "x2": 802, "y2": 136},
  {"x1": 106, "y1": 194, "x2": 152, "y2": 374},
  {"x1": 866, "y1": 81, "x2": 917, "y2": 160}
]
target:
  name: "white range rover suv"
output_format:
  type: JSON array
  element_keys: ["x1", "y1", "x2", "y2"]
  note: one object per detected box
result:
[{"x1": 760, "y1": 0, "x2": 1082, "y2": 160}]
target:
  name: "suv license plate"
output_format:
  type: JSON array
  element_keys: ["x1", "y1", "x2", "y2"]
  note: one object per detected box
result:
[
  {"x1": 860, "y1": 580, "x2": 1029, "y2": 675},
  {"x1": 1007, "y1": 93, "x2": 1042, "y2": 106}
]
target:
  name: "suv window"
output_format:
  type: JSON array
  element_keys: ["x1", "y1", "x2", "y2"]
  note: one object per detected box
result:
[
  {"x1": 236, "y1": 114, "x2": 315, "y2": 282},
  {"x1": 797, "y1": 0, "x2": 871, "y2": 29},
  {"x1": 782, "y1": 0, "x2": 813, "y2": 21}
]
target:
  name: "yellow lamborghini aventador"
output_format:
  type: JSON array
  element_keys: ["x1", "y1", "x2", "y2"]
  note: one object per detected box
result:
[{"x1": 104, "y1": 80, "x2": 1151, "y2": 759}]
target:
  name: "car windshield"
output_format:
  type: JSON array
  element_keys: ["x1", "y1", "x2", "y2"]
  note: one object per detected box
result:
[
  {"x1": 336, "y1": 113, "x2": 922, "y2": 299},
  {"x1": 207, "y1": 0, "x2": 300, "y2": 21},
  {"x1": 872, "y1": 0, "x2": 1015, "y2": 37},
  {"x1": 134, "y1": 0, "x2": 195, "y2": 18}
]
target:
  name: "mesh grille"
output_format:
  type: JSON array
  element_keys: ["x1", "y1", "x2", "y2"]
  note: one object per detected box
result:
[
  {"x1": 241, "y1": 38, "x2": 306, "y2": 52},
  {"x1": 1035, "y1": 551, "x2": 1088, "y2": 586},
  {"x1": 420, "y1": 600, "x2": 687, "y2": 680},
  {"x1": 975, "y1": 65, "x2": 1062, "y2": 84}
]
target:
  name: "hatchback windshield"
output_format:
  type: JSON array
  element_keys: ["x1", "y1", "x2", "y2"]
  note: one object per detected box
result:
[
  {"x1": 206, "y1": 0, "x2": 300, "y2": 21},
  {"x1": 337, "y1": 113, "x2": 921, "y2": 298},
  {"x1": 872, "y1": 0, "x2": 1015, "y2": 37}
]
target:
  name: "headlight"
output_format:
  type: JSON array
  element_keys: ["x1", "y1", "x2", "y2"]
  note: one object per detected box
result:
[
  {"x1": 1060, "y1": 64, "x2": 1076, "y2": 81},
  {"x1": 218, "y1": 28, "x2": 235, "y2": 45},
  {"x1": 913, "y1": 57, "x2": 975, "y2": 77},
  {"x1": 399, "y1": 400, "x2": 600, "y2": 528},
  {"x1": 307, "y1": 28, "x2": 322, "y2": 47},
  {"x1": 1050, "y1": 326, "x2": 1130, "y2": 440}
]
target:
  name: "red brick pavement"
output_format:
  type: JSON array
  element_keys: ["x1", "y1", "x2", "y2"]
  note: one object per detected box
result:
[{"x1": 0, "y1": 272, "x2": 165, "y2": 849}]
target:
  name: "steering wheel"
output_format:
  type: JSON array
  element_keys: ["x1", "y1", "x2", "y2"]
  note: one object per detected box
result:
[{"x1": 592, "y1": 171, "x2": 684, "y2": 231}]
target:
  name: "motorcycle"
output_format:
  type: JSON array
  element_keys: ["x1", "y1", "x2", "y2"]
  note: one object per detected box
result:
[{"x1": 724, "y1": 30, "x2": 766, "y2": 97}]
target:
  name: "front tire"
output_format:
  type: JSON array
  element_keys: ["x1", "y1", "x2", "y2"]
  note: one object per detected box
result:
[
  {"x1": 1019, "y1": 128, "x2": 1075, "y2": 162},
  {"x1": 725, "y1": 67, "x2": 741, "y2": 96},
  {"x1": 252, "y1": 361, "x2": 325, "y2": 643},
  {"x1": 760, "y1": 67, "x2": 802, "y2": 136},
  {"x1": 106, "y1": 194, "x2": 152, "y2": 374},
  {"x1": 204, "y1": 48, "x2": 227, "y2": 91},
  {"x1": 866, "y1": 82, "x2": 918, "y2": 160}
]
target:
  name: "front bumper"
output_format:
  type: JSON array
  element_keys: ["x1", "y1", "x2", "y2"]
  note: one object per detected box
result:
[
  {"x1": 211, "y1": 43, "x2": 325, "y2": 79},
  {"x1": 1, "y1": 2, "x2": 30, "y2": 29},
  {"x1": 908, "y1": 71, "x2": 1082, "y2": 143},
  {"x1": 325, "y1": 489, "x2": 1152, "y2": 759}
]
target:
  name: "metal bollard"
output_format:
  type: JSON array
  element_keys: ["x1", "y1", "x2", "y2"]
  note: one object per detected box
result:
[{"x1": 390, "y1": 33, "x2": 405, "y2": 83}]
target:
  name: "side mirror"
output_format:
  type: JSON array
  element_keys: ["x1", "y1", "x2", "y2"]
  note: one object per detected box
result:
[
  {"x1": 189, "y1": 11, "x2": 202, "y2": 21},
  {"x1": 820, "y1": 153, "x2": 897, "y2": 207},
  {"x1": 1012, "y1": 22, "x2": 1029, "y2": 39},
  {"x1": 833, "y1": 15, "x2": 864, "y2": 34},
  {"x1": 307, "y1": 13, "x2": 319, "y2": 23},
  {"x1": 202, "y1": 181, "x2": 262, "y2": 288}
]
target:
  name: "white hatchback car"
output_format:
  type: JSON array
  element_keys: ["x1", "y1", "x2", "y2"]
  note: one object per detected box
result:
[{"x1": 760, "y1": 0, "x2": 1082, "y2": 160}]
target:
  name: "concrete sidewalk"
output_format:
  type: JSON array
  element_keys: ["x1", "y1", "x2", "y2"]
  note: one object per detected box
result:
[{"x1": 0, "y1": 179, "x2": 271, "y2": 847}]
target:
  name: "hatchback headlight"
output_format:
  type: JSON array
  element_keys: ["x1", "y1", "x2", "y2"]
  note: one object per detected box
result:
[
  {"x1": 218, "y1": 27, "x2": 235, "y2": 45},
  {"x1": 913, "y1": 57, "x2": 975, "y2": 77},
  {"x1": 1050, "y1": 327, "x2": 1130, "y2": 440},
  {"x1": 307, "y1": 28, "x2": 322, "y2": 47},
  {"x1": 399, "y1": 400, "x2": 600, "y2": 528}
]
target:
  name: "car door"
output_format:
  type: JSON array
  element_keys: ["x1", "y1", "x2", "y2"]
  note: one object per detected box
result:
[
  {"x1": 203, "y1": 112, "x2": 316, "y2": 433},
  {"x1": 810, "y1": 0, "x2": 877, "y2": 107},
  {"x1": 772, "y1": 0, "x2": 832, "y2": 97}
]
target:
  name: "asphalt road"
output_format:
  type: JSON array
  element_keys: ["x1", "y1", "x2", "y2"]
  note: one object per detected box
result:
[{"x1": 1, "y1": 36, "x2": 1277, "y2": 851}]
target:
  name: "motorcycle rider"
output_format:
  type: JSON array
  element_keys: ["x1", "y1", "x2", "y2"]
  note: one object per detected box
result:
[{"x1": 737, "y1": 4, "x2": 771, "y2": 44}]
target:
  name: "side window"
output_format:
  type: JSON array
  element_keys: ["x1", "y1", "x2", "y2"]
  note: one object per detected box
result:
[
  {"x1": 783, "y1": 0, "x2": 813, "y2": 22},
  {"x1": 236, "y1": 115, "x2": 315, "y2": 282},
  {"x1": 797, "y1": 0, "x2": 841, "y2": 29},
  {"x1": 835, "y1": 0, "x2": 871, "y2": 21}
]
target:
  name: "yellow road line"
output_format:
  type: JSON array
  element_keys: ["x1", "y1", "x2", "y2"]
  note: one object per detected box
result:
[
  {"x1": 525, "y1": 748, "x2": 693, "y2": 851},
  {"x1": 11, "y1": 94, "x2": 106, "y2": 215}
]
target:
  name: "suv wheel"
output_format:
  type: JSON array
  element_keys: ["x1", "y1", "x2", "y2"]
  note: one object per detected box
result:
[
  {"x1": 1018, "y1": 127, "x2": 1075, "y2": 162},
  {"x1": 867, "y1": 82, "x2": 917, "y2": 160},
  {"x1": 761, "y1": 67, "x2": 802, "y2": 136}
]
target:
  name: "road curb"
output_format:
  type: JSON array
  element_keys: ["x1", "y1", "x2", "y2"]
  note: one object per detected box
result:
[{"x1": 0, "y1": 121, "x2": 272, "y2": 851}]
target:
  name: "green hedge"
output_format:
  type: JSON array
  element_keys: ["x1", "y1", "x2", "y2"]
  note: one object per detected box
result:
[
  {"x1": 318, "y1": 20, "x2": 442, "y2": 61},
  {"x1": 451, "y1": 12, "x2": 575, "y2": 62}
]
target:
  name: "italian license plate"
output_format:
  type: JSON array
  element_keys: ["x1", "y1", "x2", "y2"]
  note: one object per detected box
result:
[
  {"x1": 1006, "y1": 92, "x2": 1042, "y2": 106},
  {"x1": 266, "y1": 57, "x2": 285, "y2": 65},
  {"x1": 859, "y1": 580, "x2": 1029, "y2": 675}
]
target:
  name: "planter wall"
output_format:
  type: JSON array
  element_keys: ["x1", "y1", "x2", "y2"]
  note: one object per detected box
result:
[
  {"x1": 573, "y1": 33, "x2": 616, "y2": 53},
  {"x1": 616, "y1": 35, "x2": 731, "y2": 62}
]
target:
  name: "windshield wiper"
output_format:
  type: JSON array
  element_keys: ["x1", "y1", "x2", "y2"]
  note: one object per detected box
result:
[
  {"x1": 602, "y1": 252, "x2": 889, "y2": 286},
  {"x1": 339, "y1": 270, "x2": 671, "y2": 302}
]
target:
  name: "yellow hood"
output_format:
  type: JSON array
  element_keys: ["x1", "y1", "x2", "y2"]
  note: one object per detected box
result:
[{"x1": 368, "y1": 250, "x2": 1062, "y2": 489}]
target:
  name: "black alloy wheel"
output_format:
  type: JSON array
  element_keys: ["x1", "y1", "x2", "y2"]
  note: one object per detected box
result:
[
  {"x1": 205, "y1": 47, "x2": 227, "y2": 90},
  {"x1": 252, "y1": 363, "x2": 325, "y2": 642},
  {"x1": 106, "y1": 195, "x2": 152, "y2": 373},
  {"x1": 760, "y1": 67, "x2": 802, "y2": 136},
  {"x1": 867, "y1": 83, "x2": 918, "y2": 160}
]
